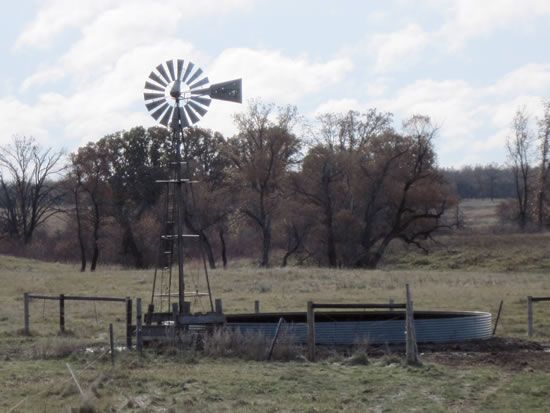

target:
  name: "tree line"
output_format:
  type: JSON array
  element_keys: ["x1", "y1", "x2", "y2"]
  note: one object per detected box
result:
[
  {"x1": 0, "y1": 102, "x2": 458, "y2": 269},
  {"x1": 499, "y1": 101, "x2": 550, "y2": 230}
]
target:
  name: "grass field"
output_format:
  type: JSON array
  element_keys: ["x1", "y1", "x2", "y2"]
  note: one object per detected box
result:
[{"x1": 2, "y1": 199, "x2": 550, "y2": 412}]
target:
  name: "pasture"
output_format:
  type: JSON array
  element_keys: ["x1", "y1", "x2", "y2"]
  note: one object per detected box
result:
[{"x1": 2, "y1": 254, "x2": 550, "y2": 411}]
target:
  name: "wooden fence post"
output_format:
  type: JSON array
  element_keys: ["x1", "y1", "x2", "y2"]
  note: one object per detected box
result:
[
  {"x1": 492, "y1": 300, "x2": 504, "y2": 336},
  {"x1": 23, "y1": 293, "x2": 30, "y2": 335},
  {"x1": 389, "y1": 298, "x2": 394, "y2": 312},
  {"x1": 136, "y1": 298, "x2": 143, "y2": 355},
  {"x1": 405, "y1": 284, "x2": 420, "y2": 365},
  {"x1": 267, "y1": 317, "x2": 284, "y2": 361},
  {"x1": 215, "y1": 298, "x2": 223, "y2": 314},
  {"x1": 109, "y1": 323, "x2": 115, "y2": 366},
  {"x1": 126, "y1": 297, "x2": 132, "y2": 349},
  {"x1": 307, "y1": 301, "x2": 315, "y2": 362},
  {"x1": 59, "y1": 294, "x2": 65, "y2": 334},
  {"x1": 171, "y1": 302, "x2": 178, "y2": 345},
  {"x1": 254, "y1": 300, "x2": 260, "y2": 314},
  {"x1": 527, "y1": 296, "x2": 534, "y2": 337}
]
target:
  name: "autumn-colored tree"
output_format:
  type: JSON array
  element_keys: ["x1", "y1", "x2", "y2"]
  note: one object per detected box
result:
[{"x1": 227, "y1": 102, "x2": 300, "y2": 267}]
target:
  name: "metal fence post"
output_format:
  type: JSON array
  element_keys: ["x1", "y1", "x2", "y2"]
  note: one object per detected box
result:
[
  {"x1": 126, "y1": 297, "x2": 132, "y2": 349},
  {"x1": 59, "y1": 294, "x2": 65, "y2": 334},
  {"x1": 136, "y1": 298, "x2": 143, "y2": 355},
  {"x1": 307, "y1": 301, "x2": 315, "y2": 361}
]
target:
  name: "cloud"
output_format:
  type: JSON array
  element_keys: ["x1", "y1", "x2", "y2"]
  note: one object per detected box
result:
[
  {"x1": 368, "y1": 24, "x2": 430, "y2": 73},
  {"x1": 15, "y1": 0, "x2": 253, "y2": 50},
  {"x1": 439, "y1": 0, "x2": 550, "y2": 49},
  {"x1": 208, "y1": 49, "x2": 354, "y2": 102},
  {"x1": 8, "y1": 0, "x2": 353, "y2": 149},
  {"x1": 311, "y1": 63, "x2": 550, "y2": 166}
]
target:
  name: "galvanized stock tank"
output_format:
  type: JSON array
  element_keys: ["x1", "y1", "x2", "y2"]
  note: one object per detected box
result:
[{"x1": 225, "y1": 310, "x2": 492, "y2": 345}]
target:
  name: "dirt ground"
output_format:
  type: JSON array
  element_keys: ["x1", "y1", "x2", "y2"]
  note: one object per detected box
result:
[{"x1": 419, "y1": 337, "x2": 550, "y2": 373}]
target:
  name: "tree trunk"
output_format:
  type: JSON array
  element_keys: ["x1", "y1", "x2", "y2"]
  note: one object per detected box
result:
[
  {"x1": 90, "y1": 195, "x2": 101, "y2": 272},
  {"x1": 122, "y1": 224, "x2": 145, "y2": 268},
  {"x1": 74, "y1": 187, "x2": 86, "y2": 272},
  {"x1": 260, "y1": 221, "x2": 271, "y2": 267},
  {"x1": 200, "y1": 231, "x2": 216, "y2": 269},
  {"x1": 218, "y1": 228, "x2": 227, "y2": 269}
]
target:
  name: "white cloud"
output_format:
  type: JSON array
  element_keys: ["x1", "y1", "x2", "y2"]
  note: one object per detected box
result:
[
  {"x1": 208, "y1": 49, "x2": 353, "y2": 103},
  {"x1": 439, "y1": 0, "x2": 550, "y2": 49},
  {"x1": 312, "y1": 63, "x2": 550, "y2": 165},
  {"x1": 8, "y1": 0, "x2": 353, "y2": 148},
  {"x1": 369, "y1": 24, "x2": 430, "y2": 73},
  {"x1": 15, "y1": 0, "x2": 253, "y2": 50}
]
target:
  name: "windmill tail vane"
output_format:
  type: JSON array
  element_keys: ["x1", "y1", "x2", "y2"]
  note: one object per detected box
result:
[{"x1": 143, "y1": 58, "x2": 241, "y2": 323}]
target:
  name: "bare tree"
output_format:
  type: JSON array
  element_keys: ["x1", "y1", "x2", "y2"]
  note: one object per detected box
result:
[
  {"x1": 0, "y1": 136, "x2": 65, "y2": 244},
  {"x1": 506, "y1": 108, "x2": 533, "y2": 230},
  {"x1": 537, "y1": 101, "x2": 550, "y2": 230},
  {"x1": 227, "y1": 101, "x2": 300, "y2": 267}
]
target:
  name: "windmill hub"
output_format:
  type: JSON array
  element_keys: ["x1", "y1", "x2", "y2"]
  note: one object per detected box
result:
[
  {"x1": 144, "y1": 58, "x2": 242, "y2": 128},
  {"x1": 168, "y1": 80, "x2": 190, "y2": 101}
]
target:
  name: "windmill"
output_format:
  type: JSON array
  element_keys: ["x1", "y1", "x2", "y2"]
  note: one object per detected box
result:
[{"x1": 143, "y1": 59, "x2": 241, "y2": 326}]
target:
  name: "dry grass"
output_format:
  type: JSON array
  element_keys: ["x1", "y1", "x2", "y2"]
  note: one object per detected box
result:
[{"x1": 2, "y1": 198, "x2": 550, "y2": 411}]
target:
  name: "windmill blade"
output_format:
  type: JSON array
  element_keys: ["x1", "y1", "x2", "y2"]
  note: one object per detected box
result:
[
  {"x1": 144, "y1": 92, "x2": 165, "y2": 101},
  {"x1": 166, "y1": 60, "x2": 176, "y2": 81},
  {"x1": 148, "y1": 72, "x2": 167, "y2": 87},
  {"x1": 178, "y1": 107, "x2": 190, "y2": 128},
  {"x1": 172, "y1": 106, "x2": 190, "y2": 128},
  {"x1": 159, "y1": 106, "x2": 174, "y2": 127},
  {"x1": 184, "y1": 105, "x2": 200, "y2": 124},
  {"x1": 186, "y1": 67, "x2": 203, "y2": 85},
  {"x1": 156, "y1": 64, "x2": 171, "y2": 84},
  {"x1": 144, "y1": 81, "x2": 164, "y2": 92},
  {"x1": 190, "y1": 77, "x2": 209, "y2": 90},
  {"x1": 176, "y1": 59, "x2": 184, "y2": 81},
  {"x1": 187, "y1": 100, "x2": 208, "y2": 117},
  {"x1": 182, "y1": 62, "x2": 194, "y2": 83},
  {"x1": 209, "y1": 79, "x2": 242, "y2": 103},
  {"x1": 145, "y1": 99, "x2": 165, "y2": 112},
  {"x1": 151, "y1": 102, "x2": 170, "y2": 120},
  {"x1": 190, "y1": 96, "x2": 211, "y2": 107}
]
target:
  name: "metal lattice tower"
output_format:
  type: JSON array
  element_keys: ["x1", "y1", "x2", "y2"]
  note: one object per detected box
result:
[{"x1": 143, "y1": 59, "x2": 241, "y2": 319}]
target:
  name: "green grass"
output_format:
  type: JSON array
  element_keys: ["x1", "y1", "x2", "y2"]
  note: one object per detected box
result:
[
  {"x1": 1, "y1": 252, "x2": 550, "y2": 411},
  {"x1": 2, "y1": 196, "x2": 550, "y2": 412}
]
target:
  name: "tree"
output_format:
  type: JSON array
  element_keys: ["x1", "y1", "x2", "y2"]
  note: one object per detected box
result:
[
  {"x1": 0, "y1": 136, "x2": 65, "y2": 244},
  {"x1": 180, "y1": 127, "x2": 233, "y2": 269},
  {"x1": 70, "y1": 143, "x2": 113, "y2": 271},
  {"x1": 352, "y1": 116, "x2": 452, "y2": 268},
  {"x1": 506, "y1": 108, "x2": 533, "y2": 230},
  {"x1": 537, "y1": 101, "x2": 550, "y2": 229},
  {"x1": 227, "y1": 102, "x2": 300, "y2": 267}
]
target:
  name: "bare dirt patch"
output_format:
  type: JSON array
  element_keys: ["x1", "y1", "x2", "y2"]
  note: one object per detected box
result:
[{"x1": 419, "y1": 337, "x2": 550, "y2": 372}]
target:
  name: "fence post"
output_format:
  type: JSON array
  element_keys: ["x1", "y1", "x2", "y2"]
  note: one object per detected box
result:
[
  {"x1": 126, "y1": 297, "x2": 132, "y2": 349},
  {"x1": 171, "y1": 302, "x2": 178, "y2": 345},
  {"x1": 307, "y1": 301, "x2": 315, "y2": 362},
  {"x1": 254, "y1": 300, "x2": 260, "y2": 314},
  {"x1": 109, "y1": 323, "x2": 115, "y2": 366},
  {"x1": 23, "y1": 293, "x2": 30, "y2": 335},
  {"x1": 527, "y1": 296, "x2": 534, "y2": 337},
  {"x1": 136, "y1": 298, "x2": 143, "y2": 355},
  {"x1": 405, "y1": 284, "x2": 420, "y2": 365},
  {"x1": 389, "y1": 298, "x2": 394, "y2": 312},
  {"x1": 215, "y1": 298, "x2": 223, "y2": 314},
  {"x1": 59, "y1": 294, "x2": 65, "y2": 334},
  {"x1": 492, "y1": 300, "x2": 504, "y2": 336}
]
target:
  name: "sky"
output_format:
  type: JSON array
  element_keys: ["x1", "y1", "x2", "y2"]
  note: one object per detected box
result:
[{"x1": 1, "y1": 0, "x2": 550, "y2": 167}]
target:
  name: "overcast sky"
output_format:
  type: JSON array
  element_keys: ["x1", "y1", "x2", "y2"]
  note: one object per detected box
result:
[{"x1": 1, "y1": 0, "x2": 549, "y2": 166}]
